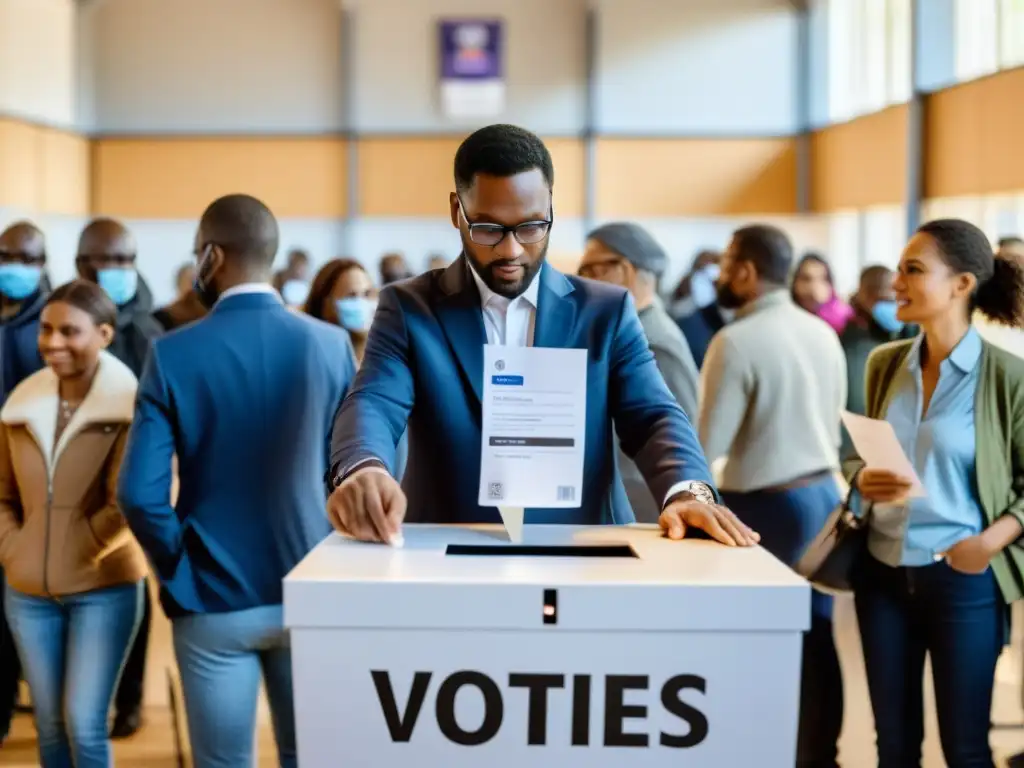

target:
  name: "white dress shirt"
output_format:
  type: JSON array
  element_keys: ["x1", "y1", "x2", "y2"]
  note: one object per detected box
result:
[
  {"x1": 216, "y1": 282, "x2": 281, "y2": 304},
  {"x1": 468, "y1": 263, "x2": 540, "y2": 347}
]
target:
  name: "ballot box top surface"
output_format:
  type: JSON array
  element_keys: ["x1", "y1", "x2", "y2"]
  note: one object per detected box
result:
[{"x1": 284, "y1": 524, "x2": 810, "y2": 633}]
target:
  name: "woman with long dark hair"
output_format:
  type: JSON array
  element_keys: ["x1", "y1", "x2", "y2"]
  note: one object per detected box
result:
[
  {"x1": 792, "y1": 252, "x2": 854, "y2": 334},
  {"x1": 848, "y1": 219, "x2": 1024, "y2": 766},
  {"x1": 0, "y1": 280, "x2": 146, "y2": 767},
  {"x1": 304, "y1": 258, "x2": 377, "y2": 363}
]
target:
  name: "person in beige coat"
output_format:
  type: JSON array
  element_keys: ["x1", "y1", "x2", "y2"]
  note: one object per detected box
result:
[{"x1": 0, "y1": 279, "x2": 146, "y2": 768}]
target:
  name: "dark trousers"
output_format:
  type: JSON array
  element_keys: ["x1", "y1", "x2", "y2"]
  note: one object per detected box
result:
[
  {"x1": 854, "y1": 553, "x2": 1006, "y2": 768},
  {"x1": 0, "y1": 570, "x2": 20, "y2": 734},
  {"x1": 723, "y1": 478, "x2": 844, "y2": 768},
  {"x1": 114, "y1": 577, "x2": 152, "y2": 715}
]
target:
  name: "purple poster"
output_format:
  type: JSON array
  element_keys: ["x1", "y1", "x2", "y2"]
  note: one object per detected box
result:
[{"x1": 438, "y1": 19, "x2": 505, "y2": 118}]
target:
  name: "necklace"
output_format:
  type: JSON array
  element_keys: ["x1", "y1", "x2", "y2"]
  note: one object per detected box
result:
[{"x1": 59, "y1": 399, "x2": 80, "y2": 422}]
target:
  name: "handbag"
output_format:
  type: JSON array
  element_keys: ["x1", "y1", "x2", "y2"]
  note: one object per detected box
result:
[{"x1": 795, "y1": 475, "x2": 872, "y2": 594}]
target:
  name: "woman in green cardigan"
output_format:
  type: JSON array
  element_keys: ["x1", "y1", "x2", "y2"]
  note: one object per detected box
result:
[{"x1": 848, "y1": 218, "x2": 1024, "y2": 768}]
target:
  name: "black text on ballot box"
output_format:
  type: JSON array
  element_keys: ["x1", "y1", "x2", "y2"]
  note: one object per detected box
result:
[{"x1": 283, "y1": 524, "x2": 810, "y2": 766}]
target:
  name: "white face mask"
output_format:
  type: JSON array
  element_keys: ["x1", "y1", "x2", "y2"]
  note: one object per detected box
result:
[
  {"x1": 281, "y1": 279, "x2": 310, "y2": 306},
  {"x1": 335, "y1": 296, "x2": 377, "y2": 332},
  {"x1": 689, "y1": 264, "x2": 720, "y2": 309}
]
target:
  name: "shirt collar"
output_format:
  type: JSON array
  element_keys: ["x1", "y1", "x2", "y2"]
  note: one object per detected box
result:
[
  {"x1": 468, "y1": 260, "x2": 542, "y2": 310},
  {"x1": 736, "y1": 288, "x2": 790, "y2": 319},
  {"x1": 907, "y1": 326, "x2": 982, "y2": 374},
  {"x1": 217, "y1": 283, "x2": 281, "y2": 305}
]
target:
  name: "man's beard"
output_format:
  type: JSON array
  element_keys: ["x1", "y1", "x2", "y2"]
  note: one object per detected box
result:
[
  {"x1": 715, "y1": 280, "x2": 746, "y2": 310},
  {"x1": 462, "y1": 236, "x2": 547, "y2": 299}
]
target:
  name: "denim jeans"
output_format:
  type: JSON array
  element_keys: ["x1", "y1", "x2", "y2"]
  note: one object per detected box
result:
[
  {"x1": 854, "y1": 553, "x2": 1006, "y2": 768},
  {"x1": 173, "y1": 604, "x2": 296, "y2": 768},
  {"x1": 4, "y1": 581, "x2": 144, "y2": 768},
  {"x1": 723, "y1": 477, "x2": 844, "y2": 768}
]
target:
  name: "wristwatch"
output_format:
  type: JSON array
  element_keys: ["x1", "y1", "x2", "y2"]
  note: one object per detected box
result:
[{"x1": 667, "y1": 480, "x2": 716, "y2": 507}]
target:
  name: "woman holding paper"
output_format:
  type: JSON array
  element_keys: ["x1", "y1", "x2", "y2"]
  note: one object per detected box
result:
[{"x1": 848, "y1": 218, "x2": 1024, "y2": 767}]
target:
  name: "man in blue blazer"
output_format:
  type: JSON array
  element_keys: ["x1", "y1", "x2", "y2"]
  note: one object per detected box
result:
[
  {"x1": 118, "y1": 194, "x2": 356, "y2": 768},
  {"x1": 328, "y1": 124, "x2": 757, "y2": 548}
]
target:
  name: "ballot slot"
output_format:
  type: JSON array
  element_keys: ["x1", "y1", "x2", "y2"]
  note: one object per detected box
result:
[{"x1": 444, "y1": 544, "x2": 638, "y2": 558}]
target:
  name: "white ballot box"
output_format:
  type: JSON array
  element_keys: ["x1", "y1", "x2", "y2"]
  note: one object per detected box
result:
[{"x1": 284, "y1": 524, "x2": 810, "y2": 767}]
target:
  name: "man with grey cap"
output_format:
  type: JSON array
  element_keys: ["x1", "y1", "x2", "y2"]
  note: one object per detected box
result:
[{"x1": 579, "y1": 222, "x2": 700, "y2": 522}]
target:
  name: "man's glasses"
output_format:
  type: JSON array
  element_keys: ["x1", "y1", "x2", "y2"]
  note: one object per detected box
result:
[
  {"x1": 76, "y1": 253, "x2": 136, "y2": 268},
  {"x1": 458, "y1": 197, "x2": 551, "y2": 247}
]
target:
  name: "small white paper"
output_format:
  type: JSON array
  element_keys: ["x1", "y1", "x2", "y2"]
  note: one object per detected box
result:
[
  {"x1": 479, "y1": 345, "x2": 587, "y2": 523},
  {"x1": 498, "y1": 506, "x2": 525, "y2": 544},
  {"x1": 841, "y1": 410, "x2": 926, "y2": 497}
]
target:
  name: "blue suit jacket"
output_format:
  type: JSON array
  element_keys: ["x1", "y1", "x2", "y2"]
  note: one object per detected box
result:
[
  {"x1": 331, "y1": 258, "x2": 714, "y2": 525},
  {"x1": 118, "y1": 292, "x2": 357, "y2": 617}
]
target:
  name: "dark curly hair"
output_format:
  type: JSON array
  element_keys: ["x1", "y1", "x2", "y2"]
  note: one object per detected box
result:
[
  {"x1": 454, "y1": 124, "x2": 554, "y2": 194},
  {"x1": 918, "y1": 218, "x2": 1024, "y2": 328}
]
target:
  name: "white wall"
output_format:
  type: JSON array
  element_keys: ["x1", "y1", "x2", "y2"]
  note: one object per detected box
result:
[
  {"x1": 350, "y1": 0, "x2": 587, "y2": 134},
  {"x1": 83, "y1": 0, "x2": 345, "y2": 134},
  {"x1": 594, "y1": 0, "x2": 799, "y2": 135},
  {"x1": 0, "y1": 0, "x2": 76, "y2": 126}
]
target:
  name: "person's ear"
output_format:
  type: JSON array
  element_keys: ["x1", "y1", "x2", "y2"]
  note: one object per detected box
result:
[
  {"x1": 449, "y1": 193, "x2": 460, "y2": 229},
  {"x1": 98, "y1": 323, "x2": 114, "y2": 349},
  {"x1": 954, "y1": 271, "x2": 977, "y2": 300}
]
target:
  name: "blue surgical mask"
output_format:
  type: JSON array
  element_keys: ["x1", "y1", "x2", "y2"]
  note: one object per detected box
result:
[
  {"x1": 335, "y1": 297, "x2": 377, "y2": 332},
  {"x1": 871, "y1": 300, "x2": 904, "y2": 333},
  {"x1": 97, "y1": 268, "x2": 138, "y2": 306},
  {"x1": 0, "y1": 264, "x2": 41, "y2": 301},
  {"x1": 690, "y1": 264, "x2": 721, "y2": 309}
]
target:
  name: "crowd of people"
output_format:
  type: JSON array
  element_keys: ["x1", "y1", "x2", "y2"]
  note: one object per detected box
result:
[{"x1": 0, "y1": 123, "x2": 1022, "y2": 768}]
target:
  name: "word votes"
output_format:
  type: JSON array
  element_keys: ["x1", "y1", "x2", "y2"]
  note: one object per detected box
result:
[{"x1": 370, "y1": 670, "x2": 709, "y2": 748}]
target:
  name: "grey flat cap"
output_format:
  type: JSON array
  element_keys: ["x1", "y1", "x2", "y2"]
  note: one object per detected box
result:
[{"x1": 587, "y1": 222, "x2": 668, "y2": 278}]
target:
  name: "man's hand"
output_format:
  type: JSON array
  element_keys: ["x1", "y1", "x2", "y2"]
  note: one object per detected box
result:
[
  {"x1": 856, "y1": 468, "x2": 913, "y2": 504},
  {"x1": 659, "y1": 499, "x2": 759, "y2": 547},
  {"x1": 942, "y1": 535, "x2": 995, "y2": 575},
  {"x1": 327, "y1": 468, "x2": 407, "y2": 544}
]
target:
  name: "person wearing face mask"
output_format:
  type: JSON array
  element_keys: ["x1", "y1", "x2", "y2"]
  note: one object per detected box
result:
[
  {"x1": 791, "y1": 253, "x2": 854, "y2": 335},
  {"x1": 672, "y1": 252, "x2": 734, "y2": 368},
  {"x1": 304, "y1": 258, "x2": 409, "y2": 481},
  {"x1": 117, "y1": 195, "x2": 357, "y2": 767},
  {"x1": 0, "y1": 221, "x2": 50, "y2": 743},
  {"x1": 74, "y1": 217, "x2": 162, "y2": 739},
  {"x1": 579, "y1": 223, "x2": 700, "y2": 522},
  {"x1": 304, "y1": 259, "x2": 378, "y2": 361},
  {"x1": 272, "y1": 248, "x2": 312, "y2": 308}
]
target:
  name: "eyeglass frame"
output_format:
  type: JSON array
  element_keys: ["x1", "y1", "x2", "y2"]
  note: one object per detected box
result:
[{"x1": 456, "y1": 195, "x2": 553, "y2": 247}]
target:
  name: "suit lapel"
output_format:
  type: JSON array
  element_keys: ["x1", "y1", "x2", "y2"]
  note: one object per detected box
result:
[
  {"x1": 533, "y1": 265, "x2": 577, "y2": 349},
  {"x1": 436, "y1": 257, "x2": 487, "y2": 403}
]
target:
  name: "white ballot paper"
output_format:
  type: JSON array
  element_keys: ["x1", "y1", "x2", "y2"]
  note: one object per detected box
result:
[
  {"x1": 841, "y1": 410, "x2": 926, "y2": 498},
  {"x1": 480, "y1": 345, "x2": 587, "y2": 542}
]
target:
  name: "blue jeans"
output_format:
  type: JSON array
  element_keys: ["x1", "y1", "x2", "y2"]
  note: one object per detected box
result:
[
  {"x1": 854, "y1": 553, "x2": 1006, "y2": 768},
  {"x1": 173, "y1": 604, "x2": 296, "y2": 768},
  {"x1": 723, "y1": 477, "x2": 844, "y2": 768},
  {"x1": 4, "y1": 581, "x2": 143, "y2": 768}
]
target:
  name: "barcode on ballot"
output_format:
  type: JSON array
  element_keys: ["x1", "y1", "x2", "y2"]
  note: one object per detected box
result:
[{"x1": 557, "y1": 485, "x2": 575, "y2": 502}]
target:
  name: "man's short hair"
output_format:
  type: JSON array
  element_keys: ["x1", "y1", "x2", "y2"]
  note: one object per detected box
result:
[
  {"x1": 200, "y1": 194, "x2": 279, "y2": 267},
  {"x1": 454, "y1": 124, "x2": 554, "y2": 194},
  {"x1": 859, "y1": 264, "x2": 892, "y2": 291},
  {"x1": 731, "y1": 224, "x2": 793, "y2": 285},
  {"x1": 999, "y1": 236, "x2": 1024, "y2": 248}
]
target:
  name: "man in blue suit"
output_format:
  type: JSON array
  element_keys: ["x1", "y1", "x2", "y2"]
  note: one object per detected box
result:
[
  {"x1": 328, "y1": 124, "x2": 757, "y2": 548},
  {"x1": 118, "y1": 194, "x2": 356, "y2": 768}
]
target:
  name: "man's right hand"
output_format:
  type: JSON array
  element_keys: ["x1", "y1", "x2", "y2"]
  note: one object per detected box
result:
[
  {"x1": 856, "y1": 467, "x2": 913, "y2": 504},
  {"x1": 327, "y1": 467, "x2": 407, "y2": 544}
]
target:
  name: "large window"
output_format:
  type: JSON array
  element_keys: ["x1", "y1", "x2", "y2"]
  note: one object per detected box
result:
[{"x1": 824, "y1": 0, "x2": 912, "y2": 123}]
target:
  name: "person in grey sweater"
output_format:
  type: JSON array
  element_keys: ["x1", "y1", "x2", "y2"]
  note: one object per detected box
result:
[{"x1": 579, "y1": 222, "x2": 700, "y2": 522}]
